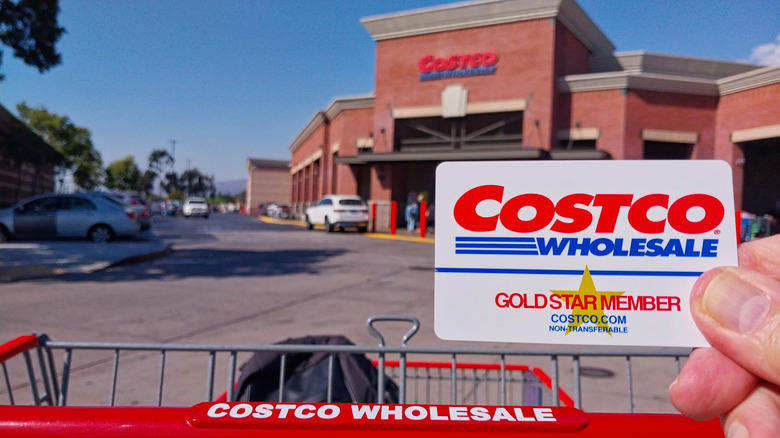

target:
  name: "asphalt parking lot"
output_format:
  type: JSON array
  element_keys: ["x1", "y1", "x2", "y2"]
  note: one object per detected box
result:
[{"x1": 0, "y1": 214, "x2": 684, "y2": 414}]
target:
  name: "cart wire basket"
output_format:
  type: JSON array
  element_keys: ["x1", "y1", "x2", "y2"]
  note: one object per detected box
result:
[{"x1": 0, "y1": 315, "x2": 722, "y2": 437}]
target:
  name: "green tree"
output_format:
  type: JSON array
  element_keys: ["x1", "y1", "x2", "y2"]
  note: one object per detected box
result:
[
  {"x1": 104, "y1": 156, "x2": 141, "y2": 192},
  {"x1": 160, "y1": 171, "x2": 180, "y2": 196},
  {"x1": 139, "y1": 149, "x2": 173, "y2": 196},
  {"x1": 16, "y1": 102, "x2": 103, "y2": 190},
  {"x1": 0, "y1": 0, "x2": 65, "y2": 81},
  {"x1": 179, "y1": 168, "x2": 215, "y2": 197}
]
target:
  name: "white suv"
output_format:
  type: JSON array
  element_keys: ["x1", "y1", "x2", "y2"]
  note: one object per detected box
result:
[
  {"x1": 305, "y1": 195, "x2": 369, "y2": 232},
  {"x1": 182, "y1": 197, "x2": 210, "y2": 219}
]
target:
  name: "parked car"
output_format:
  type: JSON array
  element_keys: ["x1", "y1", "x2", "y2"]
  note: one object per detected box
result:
[
  {"x1": 0, "y1": 193, "x2": 141, "y2": 243},
  {"x1": 182, "y1": 197, "x2": 209, "y2": 218},
  {"x1": 305, "y1": 195, "x2": 370, "y2": 232},
  {"x1": 87, "y1": 190, "x2": 153, "y2": 231},
  {"x1": 256, "y1": 203, "x2": 271, "y2": 216},
  {"x1": 266, "y1": 203, "x2": 291, "y2": 219}
]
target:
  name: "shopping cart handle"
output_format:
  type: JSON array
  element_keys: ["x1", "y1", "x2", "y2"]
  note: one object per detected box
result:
[
  {"x1": 0, "y1": 403, "x2": 725, "y2": 438},
  {"x1": 366, "y1": 315, "x2": 420, "y2": 346}
]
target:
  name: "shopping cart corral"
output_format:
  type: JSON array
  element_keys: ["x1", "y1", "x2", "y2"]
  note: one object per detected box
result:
[{"x1": 1, "y1": 315, "x2": 723, "y2": 437}]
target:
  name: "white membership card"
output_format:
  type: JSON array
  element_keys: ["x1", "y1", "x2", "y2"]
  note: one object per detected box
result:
[{"x1": 434, "y1": 160, "x2": 738, "y2": 347}]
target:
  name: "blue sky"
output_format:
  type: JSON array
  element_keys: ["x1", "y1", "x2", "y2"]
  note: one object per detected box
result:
[{"x1": 1, "y1": 0, "x2": 778, "y2": 186}]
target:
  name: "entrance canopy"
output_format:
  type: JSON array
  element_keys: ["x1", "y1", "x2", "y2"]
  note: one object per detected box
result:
[{"x1": 335, "y1": 148, "x2": 610, "y2": 165}]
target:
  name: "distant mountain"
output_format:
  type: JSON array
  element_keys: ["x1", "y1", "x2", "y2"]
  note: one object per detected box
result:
[{"x1": 215, "y1": 179, "x2": 246, "y2": 196}]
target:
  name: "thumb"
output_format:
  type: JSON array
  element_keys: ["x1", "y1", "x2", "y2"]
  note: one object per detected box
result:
[{"x1": 691, "y1": 266, "x2": 780, "y2": 384}]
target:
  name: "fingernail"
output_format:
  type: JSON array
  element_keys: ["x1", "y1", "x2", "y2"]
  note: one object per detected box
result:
[
  {"x1": 668, "y1": 376, "x2": 678, "y2": 392},
  {"x1": 727, "y1": 421, "x2": 748, "y2": 438},
  {"x1": 702, "y1": 271, "x2": 770, "y2": 333}
]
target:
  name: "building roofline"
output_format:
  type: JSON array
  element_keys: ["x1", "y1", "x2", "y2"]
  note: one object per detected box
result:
[
  {"x1": 590, "y1": 51, "x2": 760, "y2": 79},
  {"x1": 0, "y1": 103, "x2": 65, "y2": 165},
  {"x1": 361, "y1": 0, "x2": 614, "y2": 55},
  {"x1": 288, "y1": 94, "x2": 374, "y2": 153},
  {"x1": 559, "y1": 71, "x2": 721, "y2": 96},
  {"x1": 561, "y1": 51, "x2": 773, "y2": 96},
  {"x1": 719, "y1": 64, "x2": 780, "y2": 95},
  {"x1": 247, "y1": 158, "x2": 290, "y2": 170}
]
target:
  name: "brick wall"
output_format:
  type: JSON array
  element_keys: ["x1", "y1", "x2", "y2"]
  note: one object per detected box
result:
[
  {"x1": 291, "y1": 122, "x2": 327, "y2": 205},
  {"x1": 0, "y1": 162, "x2": 56, "y2": 207},
  {"x1": 716, "y1": 82, "x2": 780, "y2": 209},
  {"x1": 624, "y1": 89, "x2": 719, "y2": 159},
  {"x1": 374, "y1": 19, "x2": 558, "y2": 152},
  {"x1": 558, "y1": 89, "x2": 627, "y2": 158}
]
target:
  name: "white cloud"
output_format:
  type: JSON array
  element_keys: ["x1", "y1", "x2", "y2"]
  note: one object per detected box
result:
[{"x1": 748, "y1": 34, "x2": 780, "y2": 66}]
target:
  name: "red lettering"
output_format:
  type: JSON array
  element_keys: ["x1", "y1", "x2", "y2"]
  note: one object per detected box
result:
[
  {"x1": 482, "y1": 51, "x2": 498, "y2": 66},
  {"x1": 458, "y1": 54, "x2": 470, "y2": 69},
  {"x1": 417, "y1": 52, "x2": 499, "y2": 73},
  {"x1": 550, "y1": 294, "x2": 562, "y2": 309},
  {"x1": 551, "y1": 193, "x2": 594, "y2": 233},
  {"x1": 667, "y1": 194, "x2": 724, "y2": 234},
  {"x1": 559, "y1": 294, "x2": 574, "y2": 309},
  {"x1": 453, "y1": 187, "x2": 724, "y2": 234},
  {"x1": 500, "y1": 194, "x2": 554, "y2": 233},
  {"x1": 495, "y1": 293, "x2": 549, "y2": 309},
  {"x1": 433, "y1": 57, "x2": 449, "y2": 71},
  {"x1": 592, "y1": 194, "x2": 633, "y2": 233},
  {"x1": 454, "y1": 185, "x2": 503, "y2": 232},
  {"x1": 418, "y1": 55, "x2": 433, "y2": 73},
  {"x1": 627, "y1": 193, "x2": 668, "y2": 233}
]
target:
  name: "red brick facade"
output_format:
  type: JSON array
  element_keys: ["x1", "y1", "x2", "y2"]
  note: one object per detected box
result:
[
  {"x1": 287, "y1": 0, "x2": 780, "y2": 227},
  {"x1": 0, "y1": 104, "x2": 60, "y2": 207}
]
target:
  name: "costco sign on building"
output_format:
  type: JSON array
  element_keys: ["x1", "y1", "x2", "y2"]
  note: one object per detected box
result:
[
  {"x1": 418, "y1": 51, "x2": 498, "y2": 81},
  {"x1": 434, "y1": 161, "x2": 737, "y2": 347}
]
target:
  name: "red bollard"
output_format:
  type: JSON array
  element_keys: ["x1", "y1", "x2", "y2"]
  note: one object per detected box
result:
[
  {"x1": 419, "y1": 201, "x2": 427, "y2": 238},
  {"x1": 390, "y1": 201, "x2": 397, "y2": 235},
  {"x1": 371, "y1": 202, "x2": 377, "y2": 233}
]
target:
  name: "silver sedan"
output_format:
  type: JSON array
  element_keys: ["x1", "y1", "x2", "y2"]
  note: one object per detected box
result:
[{"x1": 0, "y1": 193, "x2": 141, "y2": 243}]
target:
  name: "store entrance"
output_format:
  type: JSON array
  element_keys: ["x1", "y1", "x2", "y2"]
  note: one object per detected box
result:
[
  {"x1": 741, "y1": 138, "x2": 780, "y2": 217},
  {"x1": 390, "y1": 161, "x2": 439, "y2": 229}
]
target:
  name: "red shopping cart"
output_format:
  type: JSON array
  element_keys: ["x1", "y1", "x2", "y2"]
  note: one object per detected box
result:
[{"x1": 0, "y1": 316, "x2": 723, "y2": 437}]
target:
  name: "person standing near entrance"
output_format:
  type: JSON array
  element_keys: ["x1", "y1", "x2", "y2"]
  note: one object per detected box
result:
[{"x1": 405, "y1": 198, "x2": 418, "y2": 232}]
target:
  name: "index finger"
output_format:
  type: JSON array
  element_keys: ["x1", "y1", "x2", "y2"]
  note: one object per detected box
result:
[{"x1": 737, "y1": 235, "x2": 780, "y2": 280}]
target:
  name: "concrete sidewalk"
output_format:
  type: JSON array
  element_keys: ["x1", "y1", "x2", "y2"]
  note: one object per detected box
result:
[{"x1": 0, "y1": 231, "x2": 172, "y2": 283}]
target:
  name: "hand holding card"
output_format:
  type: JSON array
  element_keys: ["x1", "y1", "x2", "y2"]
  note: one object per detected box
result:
[
  {"x1": 434, "y1": 160, "x2": 738, "y2": 347},
  {"x1": 670, "y1": 234, "x2": 780, "y2": 436}
]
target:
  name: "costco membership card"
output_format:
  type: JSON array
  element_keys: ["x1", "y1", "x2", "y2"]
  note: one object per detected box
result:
[{"x1": 434, "y1": 160, "x2": 738, "y2": 347}]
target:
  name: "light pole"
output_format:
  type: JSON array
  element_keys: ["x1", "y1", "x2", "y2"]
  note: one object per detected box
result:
[{"x1": 169, "y1": 139, "x2": 177, "y2": 172}]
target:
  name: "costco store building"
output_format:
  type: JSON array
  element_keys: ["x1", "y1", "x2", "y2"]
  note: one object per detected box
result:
[{"x1": 288, "y1": 0, "x2": 780, "y2": 231}]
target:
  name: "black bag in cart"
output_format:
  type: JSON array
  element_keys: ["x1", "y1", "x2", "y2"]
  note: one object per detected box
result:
[{"x1": 233, "y1": 335, "x2": 399, "y2": 403}]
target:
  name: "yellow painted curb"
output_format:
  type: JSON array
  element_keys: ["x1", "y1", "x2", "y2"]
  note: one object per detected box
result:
[{"x1": 257, "y1": 216, "x2": 434, "y2": 243}]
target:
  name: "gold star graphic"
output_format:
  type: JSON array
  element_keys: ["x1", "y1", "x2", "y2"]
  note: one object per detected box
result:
[{"x1": 550, "y1": 266, "x2": 624, "y2": 336}]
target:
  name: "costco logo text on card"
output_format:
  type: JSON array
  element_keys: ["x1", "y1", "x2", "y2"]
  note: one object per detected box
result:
[{"x1": 452, "y1": 187, "x2": 725, "y2": 258}]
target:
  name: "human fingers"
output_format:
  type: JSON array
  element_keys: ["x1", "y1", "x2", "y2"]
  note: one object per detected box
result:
[
  {"x1": 669, "y1": 347, "x2": 757, "y2": 420},
  {"x1": 737, "y1": 235, "x2": 780, "y2": 279},
  {"x1": 689, "y1": 266, "x2": 780, "y2": 390},
  {"x1": 722, "y1": 382, "x2": 780, "y2": 438}
]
